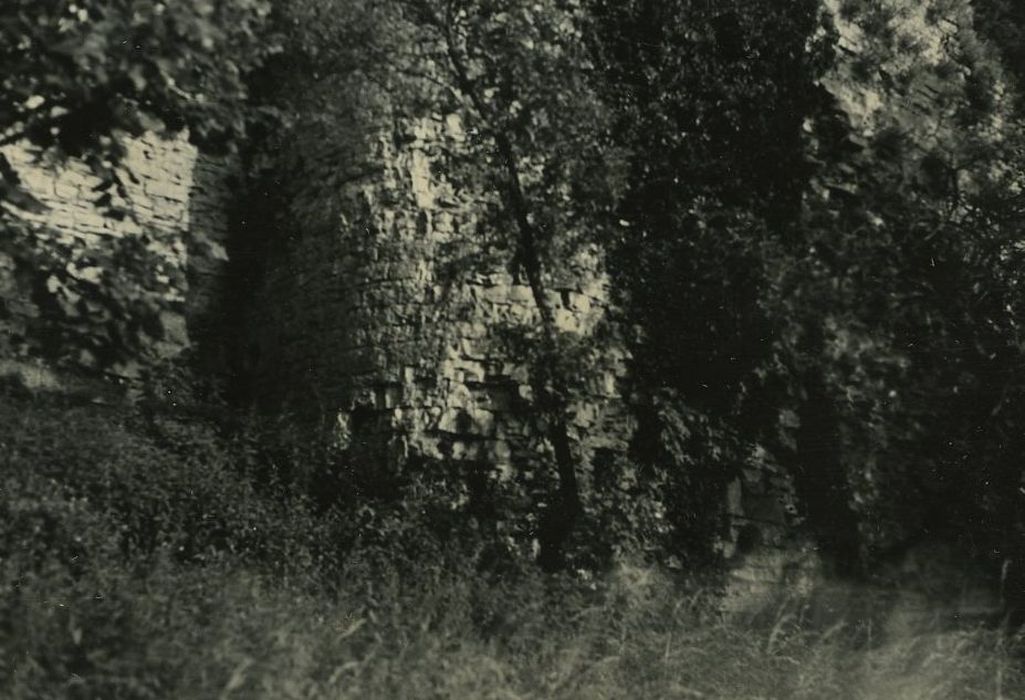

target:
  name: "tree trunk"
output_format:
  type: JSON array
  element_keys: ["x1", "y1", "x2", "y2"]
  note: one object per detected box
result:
[{"x1": 417, "y1": 3, "x2": 582, "y2": 569}]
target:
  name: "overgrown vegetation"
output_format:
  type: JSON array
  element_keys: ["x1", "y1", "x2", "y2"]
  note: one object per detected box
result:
[
  {"x1": 252, "y1": 0, "x2": 1025, "y2": 586},
  {"x1": 0, "y1": 0, "x2": 278, "y2": 371},
  {"x1": 6, "y1": 0, "x2": 1025, "y2": 693},
  {"x1": 2, "y1": 384, "x2": 1022, "y2": 699},
  {"x1": 6, "y1": 0, "x2": 1025, "y2": 575}
]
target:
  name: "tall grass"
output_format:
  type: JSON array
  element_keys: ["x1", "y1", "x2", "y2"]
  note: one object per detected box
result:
[
  {"x1": 2, "y1": 386, "x2": 1022, "y2": 699},
  {"x1": 7, "y1": 558, "x2": 1021, "y2": 699}
]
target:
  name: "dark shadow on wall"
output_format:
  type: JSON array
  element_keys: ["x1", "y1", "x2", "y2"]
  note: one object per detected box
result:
[{"x1": 185, "y1": 151, "x2": 237, "y2": 378}]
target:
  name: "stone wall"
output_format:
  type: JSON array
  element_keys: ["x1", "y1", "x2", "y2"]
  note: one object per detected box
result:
[
  {"x1": 243, "y1": 105, "x2": 633, "y2": 481},
  {"x1": 0, "y1": 132, "x2": 234, "y2": 378},
  {"x1": 720, "y1": 460, "x2": 820, "y2": 612},
  {"x1": 238, "y1": 67, "x2": 828, "y2": 590},
  {"x1": 820, "y1": 0, "x2": 1012, "y2": 191}
]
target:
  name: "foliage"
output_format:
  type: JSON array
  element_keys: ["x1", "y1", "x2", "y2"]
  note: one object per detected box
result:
[
  {"x1": 579, "y1": 0, "x2": 1025, "y2": 586},
  {"x1": 3, "y1": 413, "x2": 1021, "y2": 700},
  {"x1": 0, "y1": 0, "x2": 278, "y2": 370},
  {"x1": 8, "y1": 0, "x2": 1025, "y2": 593},
  {"x1": 0, "y1": 216, "x2": 184, "y2": 372},
  {"x1": 587, "y1": 0, "x2": 831, "y2": 560},
  {"x1": 0, "y1": 0, "x2": 275, "y2": 162},
  {"x1": 778, "y1": 0, "x2": 1025, "y2": 579},
  {"x1": 0, "y1": 392, "x2": 342, "y2": 581},
  {"x1": 2, "y1": 359, "x2": 1023, "y2": 698}
]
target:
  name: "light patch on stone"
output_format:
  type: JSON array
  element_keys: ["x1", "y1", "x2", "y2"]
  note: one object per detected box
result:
[
  {"x1": 1, "y1": 130, "x2": 233, "y2": 376},
  {"x1": 410, "y1": 149, "x2": 435, "y2": 210}
]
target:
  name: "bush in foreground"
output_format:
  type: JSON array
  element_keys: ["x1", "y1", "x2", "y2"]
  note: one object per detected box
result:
[{"x1": 1, "y1": 386, "x2": 1023, "y2": 699}]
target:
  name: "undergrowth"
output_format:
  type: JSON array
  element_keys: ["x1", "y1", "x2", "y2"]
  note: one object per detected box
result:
[{"x1": 1, "y1": 384, "x2": 1022, "y2": 699}]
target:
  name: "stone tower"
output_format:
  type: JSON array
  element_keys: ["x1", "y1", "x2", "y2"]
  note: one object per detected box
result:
[{"x1": 238, "y1": 76, "x2": 634, "y2": 483}]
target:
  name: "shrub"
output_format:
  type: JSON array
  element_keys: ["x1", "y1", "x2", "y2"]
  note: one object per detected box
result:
[{"x1": 3, "y1": 384, "x2": 1023, "y2": 699}]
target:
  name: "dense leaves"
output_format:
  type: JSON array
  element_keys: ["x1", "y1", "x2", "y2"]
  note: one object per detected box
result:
[
  {"x1": 1, "y1": 218, "x2": 182, "y2": 371},
  {"x1": 784, "y1": 2, "x2": 1025, "y2": 583},
  {"x1": 587, "y1": 0, "x2": 830, "y2": 561},
  {"x1": 584, "y1": 0, "x2": 1025, "y2": 582},
  {"x1": 0, "y1": 0, "x2": 274, "y2": 160}
]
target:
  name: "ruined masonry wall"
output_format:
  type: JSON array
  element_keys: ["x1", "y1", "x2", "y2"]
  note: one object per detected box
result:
[
  {"x1": 246, "y1": 111, "x2": 632, "y2": 477},
  {"x1": 821, "y1": 0, "x2": 1011, "y2": 180},
  {"x1": 0, "y1": 132, "x2": 234, "y2": 375}
]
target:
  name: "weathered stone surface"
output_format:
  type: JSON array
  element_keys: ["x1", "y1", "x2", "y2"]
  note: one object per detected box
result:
[
  {"x1": 243, "y1": 85, "x2": 634, "y2": 490},
  {"x1": 0, "y1": 131, "x2": 234, "y2": 374}
]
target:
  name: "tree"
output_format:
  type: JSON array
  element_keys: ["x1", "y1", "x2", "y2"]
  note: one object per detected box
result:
[
  {"x1": 398, "y1": 0, "x2": 626, "y2": 568},
  {"x1": 774, "y1": 0, "x2": 1025, "y2": 578},
  {"x1": 589, "y1": 0, "x2": 831, "y2": 562}
]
